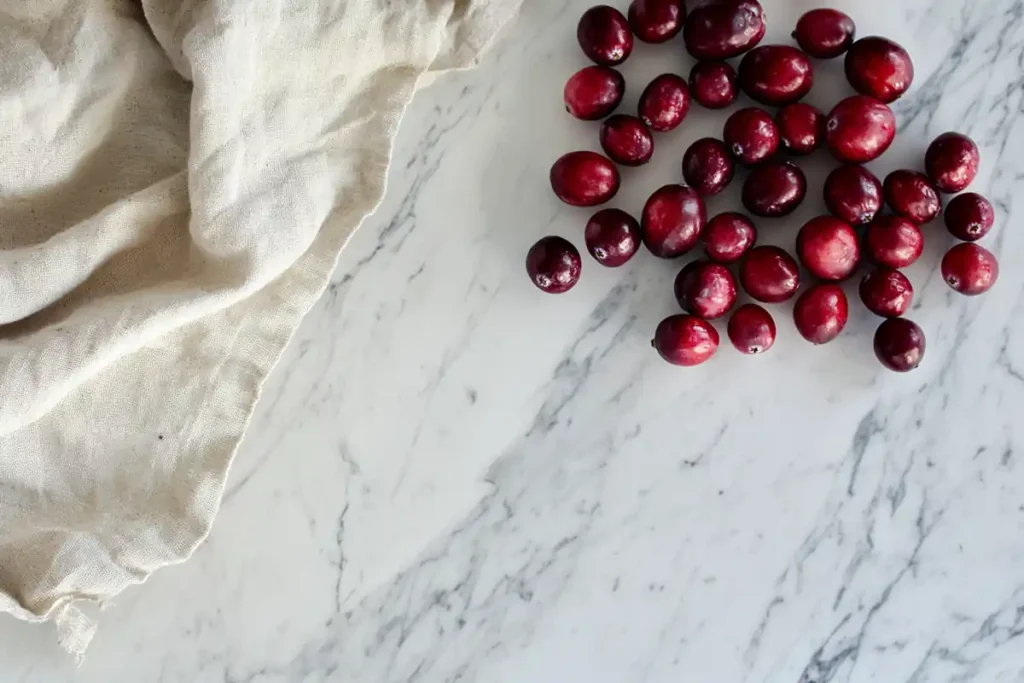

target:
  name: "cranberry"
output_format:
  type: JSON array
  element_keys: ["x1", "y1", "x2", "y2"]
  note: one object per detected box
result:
[
  {"x1": 578, "y1": 6, "x2": 634, "y2": 66},
  {"x1": 794, "y1": 284, "x2": 849, "y2": 345},
  {"x1": 550, "y1": 152, "x2": 620, "y2": 207},
  {"x1": 738, "y1": 45, "x2": 814, "y2": 106},
  {"x1": 941, "y1": 243, "x2": 999, "y2": 296},
  {"x1": 727, "y1": 304, "x2": 776, "y2": 354},
  {"x1": 742, "y1": 162, "x2": 807, "y2": 218},
  {"x1": 865, "y1": 216, "x2": 924, "y2": 268},
  {"x1": 689, "y1": 61, "x2": 738, "y2": 109},
  {"x1": 526, "y1": 236, "x2": 582, "y2": 293},
  {"x1": 683, "y1": 0, "x2": 765, "y2": 60},
  {"x1": 652, "y1": 314, "x2": 719, "y2": 366},
  {"x1": 703, "y1": 212, "x2": 756, "y2": 263},
  {"x1": 796, "y1": 216, "x2": 860, "y2": 281},
  {"x1": 874, "y1": 318, "x2": 925, "y2": 372},
  {"x1": 823, "y1": 165, "x2": 883, "y2": 226},
  {"x1": 925, "y1": 132, "x2": 981, "y2": 193},
  {"x1": 564, "y1": 66, "x2": 625, "y2": 120},
  {"x1": 641, "y1": 184, "x2": 707, "y2": 258},
  {"x1": 792, "y1": 8, "x2": 856, "y2": 59},
  {"x1": 723, "y1": 107, "x2": 779, "y2": 166},
  {"x1": 600, "y1": 115, "x2": 654, "y2": 166},
  {"x1": 740, "y1": 246, "x2": 800, "y2": 303},
  {"x1": 638, "y1": 74, "x2": 690, "y2": 132},
  {"x1": 682, "y1": 138, "x2": 734, "y2": 196},
  {"x1": 674, "y1": 261, "x2": 738, "y2": 319},
  {"x1": 584, "y1": 208, "x2": 641, "y2": 267},
  {"x1": 859, "y1": 267, "x2": 913, "y2": 317},
  {"x1": 776, "y1": 103, "x2": 826, "y2": 155},
  {"x1": 826, "y1": 96, "x2": 896, "y2": 164},
  {"x1": 845, "y1": 37, "x2": 914, "y2": 103},
  {"x1": 944, "y1": 192, "x2": 995, "y2": 242},
  {"x1": 628, "y1": 0, "x2": 685, "y2": 43},
  {"x1": 883, "y1": 170, "x2": 941, "y2": 225}
]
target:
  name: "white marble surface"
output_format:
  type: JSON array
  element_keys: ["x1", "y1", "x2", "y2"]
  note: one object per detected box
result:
[{"x1": 4, "y1": 0, "x2": 1024, "y2": 680}]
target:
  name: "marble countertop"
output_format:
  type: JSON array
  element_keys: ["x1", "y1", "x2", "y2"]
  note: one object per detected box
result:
[{"x1": 5, "y1": 0, "x2": 1024, "y2": 680}]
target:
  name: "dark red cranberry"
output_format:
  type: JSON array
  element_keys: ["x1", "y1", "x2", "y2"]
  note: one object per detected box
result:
[
  {"x1": 727, "y1": 304, "x2": 776, "y2": 354},
  {"x1": 641, "y1": 184, "x2": 707, "y2": 258},
  {"x1": 683, "y1": 0, "x2": 765, "y2": 60},
  {"x1": 925, "y1": 132, "x2": 981, "y2": 193},
  {"x1": 792, "y1": 8, "x2": 856, "y2": 59},
  {"x1": 723, "y1": 107, "x2": 779, "y2": 166},
  {"x1": 794, "y1": 284, "x2": 849, "y2": 344},
  {"x1": 845, "y1": 37, "x2": 914, "y2": 103},
  {"x1": 776, "y1": 103, "x2": 826, "y2": 155},
  {"x1": 944, "y1": 193, "x2": 995, "y2": 242},
  {"x1": 796, "y1": 216, "x2": 860, "y2": 281},
  {"x1": 703, "y1": 212, "x2": 756, "y2": 263},
  {"x1": 689, "y1": 61, "x2": 738, "y2": 109},
  {"x1": 874, "y1": 318, "x2": 925, "y2": 372},
  {"x1": 738, "y1": 45, "x2": 814, "y2": 106},
  {"x1": 578, "y1": 6, "x2": 634, "y2": 66},
  {"x1": 742, "y1": 162, "x2": 807, "y2": 217},
  {"x1": 859, "y1": 267, "x2": 913, "y2": 317},
  {"x1": 825, "y1": 96, "x2": 896, "y2": 164},
  {"x1": 682, "y1": 138, "x2": 734, "y2": 196},
  {"x1": 564, "y1": 66, "x2": 625, "y2": 120},
  {"x1": 823, "y1": 165, "x2": 883, "y2": 226},
  {"x1": 526, "y1": 236, "x2": 582, "y2": 293},
  {"x1": 584, "y1": 208, "x2": 641, "y2": 267},
  {"x1": 884, "y1": 170, "x2": 941, "y2": 225},
  {"x1": 628, "y1": 0, "x2": 685, "y2": 43},
  {"x1": 638, "y1": 74, "x2": 690, "y2": 132},
  {"x1": 652, "y1": 314, "x2": 719, "y2": 366},
  {"x1": 600, "y1": 115, "x2": 654, "y2": 166},
  {"x1": 941, "y1": 243, "x2": 999, "y2": 295},
  {"x1": 550, "y1": 152, "x2": 620, "y2": 207},
  {"x1": 674, "y1": 261, "x2": 738, "y2": 319},
  {"x1": 740, "y1": 246, "x2": 800, "y2": 303},
  {"x1": 865, "y1": 216, "x2": 924, "y2": 268}
]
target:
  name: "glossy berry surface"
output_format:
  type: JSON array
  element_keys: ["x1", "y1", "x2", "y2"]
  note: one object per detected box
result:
[
  {"x1": 639, "y1": 74, "x2": 691, "y2": 132},
  {"x1": 941, "y1": 243, "x2": 999, "y2": 296},
  {"x1": 584, "y1": 208, "x2": 642, "y2": 267},
  {"x1": 874, "y1": 318, "x2": 926, "y2": 372},
  {"x1": 793, "y1": 8, "x2": 856, "y2": 58},
  {"x1": 859, "y1": 267, "x2": 913, "y2": 317},
  {"x1": 689, "y1": 61, "x2": 738, "y2": 109},
  {"x1": 564, "y1": 66, "x2": 625, "y2": 120},
  {"x1": 926, "y1": 132, "x2": 981, "y2": 193},
  {"x1": 944, "y1": 192, "x2": 995, "y2": 242},
  {"x1": 723, "y1": 107, "x2": 780, "y2": 166},
  {"x1": 776, "y1": 103, "x2": 826, "y2": 155},
  {"x1": 526, "y1": 236, "x2": 582, "y2": 293},
  {"x1": 825, "y1": 96, "x2": 896, "y2": 164},
  {"x1": 652, "y1": 314, "x2": 719, "y2": 366},
  {"x1": 629, "y1": 0, "x2": 686, "y2": 43},
  {"x1": 578, "y1": 5, "x2": 634, "y2": 66},
  {"x1": 865, "y1": 216, "x2": 924, "y2": 268},
  {"x1": 683, "y1": 0, "x2": 766, "y2": 60},
  {"x1": 674, "y1": 261, "x2": 738, "y2": 319},
  {"x1": 742, "y1": 162, "x2": 807, "y2": 217},
  {"x1": 740, "y1": 246, "x2": 800, "y2": 303},
  {"x1": 550, "y1": 152, "x2": 620, "y2": 206},
  {"x1": 823, "y1": 165, "x2": 883, "y2": 226},
  {"x1": 703, "y1": 212, "x2": 756, "y2": 263},
  {"x1": 845, "y1": 37, "x2": 914, "y2": 103},
  {"x1": 738, "y1": 45, "x2": 814, "y2": 106},
  {"x1": 727, "y1": 304, "x2": 776, "y2": 354},
  {"x1": 884, "y1": 170, "x2": 941, "y2": 224},
  {"x1": 682, "y1": 138, "x2": 735, "y2": 196},
  {"x1": 796, "y1": 216, "x2": 860, "y2": 281},
  {"x1": 794, "y1": 284, "x2": 849, "y2": 345},
  {"x1": 641, "y1": 184, "x2": 707, "y2": 258},
  {"x1": 600, "y1": 115, "x2": 654, "y2": 166}
]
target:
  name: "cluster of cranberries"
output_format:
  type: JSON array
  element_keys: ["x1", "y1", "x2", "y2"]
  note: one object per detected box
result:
[{"x1": 526, "y1": 0, "x2": 1000, "y2": 372}]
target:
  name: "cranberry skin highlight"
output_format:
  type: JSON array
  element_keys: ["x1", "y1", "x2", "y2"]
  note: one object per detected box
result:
[
  {"x1": 945, "y1": 193, "x2": 995, "y2": 242},
  {"x1": 526, "y1": 236, "x2": 582, "y2": 293},
  {"x1": 926, "y1": 132, "x2": 981, "y2": 193},
  {"x1": 674, "y1": 261, "x2": 738, "y2": 319},
  {"x1": 874, "y1": 318, "x2": 926, "y2": 372},
  {"x1": 826, "y1": 96, "x2": 896, "y2": 164},
  {"x1": 860, "y1": 267, "x2": 913, "y2": 317},
  {"x1": 704, "y1": 212, "x2": 756, "y2": 263},
  {"x1": 845, "y1": 37, "x2": 914, "y2": 103},
  {"x1": 584, "y1": 209, "x2": 642, "y2": 267},
  {"x1": 865, "y1": 216, "x2": 924, "y2": 268},
  {"x1": 797, "y1": 216, "x2": 860, "y2": 281},
  {"x1": 728, "y1": 304, "x2": 776, "y2": 354},
  {"x1": 738, "y1": 45, "x2": 814, "y2": 106},
  {"x1": 628, "y1": 0, "x2": 685, "y2": 44},
  {"x1": 941, "y1": 243, "x2": 999, "y2": 296},
  {"x1": 794, "y1": 284, "x2": 849, "y2": 345},
  {"x1": 578, "y1": 6, "x2": 634, "y2": 66},
  {"x1": 683, "y1": 138, "x2": 735, "y2": 196},
  {"x1": 740, "y1": 246, "x2": 801, "y2": 303},
  {"x1": 550, "y1": 152, "x2": 620, "y2": 207},
  {"x1": 689, "y1": 61, "x2": 738, "y2": 109},
  {"x1": 777, "y1": 103, "x2": 826, "y2": 155},
  {"x1": 742, "y1": 162, "x2": 807, "y2": 218},
  {"x1": 641, "y1": 184, "x2": 707, "y2": 258},
  {"x1": 639, "y1": 74, "x2": 691, "y2": 132},
  {"x1": 824, "y1": 165, "x2": 883, "y2": 226},
  {"x1": 884, "y1": 170, "x2": 941, "y2": 224},
  {"x1": 793, "y1": 8, "x2": 856, "y2": 59},
  {"x1": 652, "y1": 315, "x2": 719, "y2": 367},
  {"x1": 683, "y1": 0, "x2": 765, "y2": 60},
  {"x1": 564, "y1": 66, "x2": 625, "y2": 120},
  {"x1": 600, "y1": 115, "x2": 654, "y2": 166},
  {"x1": 723, "y1": 107, "x2": 779, "y2": 166}
]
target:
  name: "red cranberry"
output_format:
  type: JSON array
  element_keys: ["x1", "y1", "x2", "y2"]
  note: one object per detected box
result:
[
  {"x1": 674, "y1": 261, "x2": 738, "y2": 319},
  {"x1": 925, "y1": 132, "x2": 981, "y2": 193},
  {"x1": 825, "y1": 96, "x2": 896, "y2": 164},
  {"x1": 845, "y1": 37, "x2": 914, "y2": 103},
  {"x1": 723, "y1": 107, "x2": 779, "y2": 166},
  {"x1": 859, "y1": 267, "x2": 913, "y2": 317},
  {"x1": 738, "y1": 45, "x2": 814, "y2": 106},
  {"x1": 564, "y1": 66, "x2": 624, "y2": 120},
  {"x1": 865, "y1": 216, "x2": 924, "y2": 268},
  {"x1": 689, "y1": 61, "x2": 738, "y2": 109},
  {"x1": 796, "y1": 216, "x2": 860, "y2": 281},
  {"x1": 550, "y1": 152, "x2": 620, "y2": 207},
  {"x1": 628, "y1": 0, "x2": 685, "y2": 43},
  {"x1": 682, "y1": 138, "x2": 735, "y2": 196},
  {"x1": 526, "y1": 236, "x2": 582, "y2": 293},
  {"x1": 742, "y1": 162, "x2": 807, "y2": 217},
  {"x1": 794, "y1": 284, "x2": 849, "y2": 344},
  {"x1": 600, "y1": 115, "x2": 654, "y2": 166},
  {"x1": 941, "y1": 243, "x2": 999, "y2": 296},
  {"x1": 638, "y1": 74, "x2": 691, "y2": 132},
  {"x1": 823, "y1": 165, "x2": 883, "y2": 226},
  {"x1": 776, "y1": 103, "x2": 826, "y2": 155},
  {"x1": 792, "y1": 9, "x2": 856, "y2": 59},
  {"x1": 740, "y1": 246, "x2": 800, "y2": 303},
  {"x1": 944, "y1": 192, "x2": 995, "y2": 242},
  {"x1": 883, "y1": 170, "x2": 941, "y2": 224},
  {"x1": 683, "y1": 0, "x2": 765, "y2": 60},
  {"x1": 584, "y1": 208, "x2": 641, "y2": 267},
  {"x1": 578, "y1": 6, "x2": 634, "y2": 66},
  {"x1": 703, "y1": 212, "x2": 756, "y2": 263},
  {"x1": 874, "y1": 318, "x2": 925, "y2": 372},
  {"x1": 641, "y1": 184, "x2": 707, "y2": 258},
  {"x1": 727, "y1": 304, "x2": 776, "y2": 354},
  {"x1": 652, "y1": 314, "x2": 719, "y2": 366}
]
